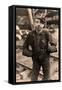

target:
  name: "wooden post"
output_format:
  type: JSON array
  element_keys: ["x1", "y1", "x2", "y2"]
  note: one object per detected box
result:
[
  {"x1": 27, "y1": 9, "x2": 34, "y2": 30},
  {"x1": 44, "y1": 9, "x2": 47, "y2": 28}
]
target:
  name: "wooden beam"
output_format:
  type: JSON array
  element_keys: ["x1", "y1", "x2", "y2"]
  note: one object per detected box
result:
[{"x1": 27, "y1": 9, "x2": 34, "y2": 30}]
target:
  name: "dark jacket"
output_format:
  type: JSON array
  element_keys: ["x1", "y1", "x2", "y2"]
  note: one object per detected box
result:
[{"x1": 22, "y1": 30, "x2": 57, "y2": 58}]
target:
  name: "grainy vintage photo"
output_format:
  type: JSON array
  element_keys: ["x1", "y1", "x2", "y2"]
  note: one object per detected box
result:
[{"x1": 16, "y1": 7, "x2": 60, "y2": 83}]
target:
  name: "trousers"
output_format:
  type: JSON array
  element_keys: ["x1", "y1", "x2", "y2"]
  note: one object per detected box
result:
[{"x1": 31, "y1": 56, "x2": 50, "y2": 81}]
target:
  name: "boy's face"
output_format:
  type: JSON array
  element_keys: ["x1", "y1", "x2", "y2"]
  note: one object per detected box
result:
[
  {"x1": 34, "y1": 18, "x2": 44, "y2": 31},
  {"x1": 34, "y1": 19, "x2": 41, "y2": 30}
]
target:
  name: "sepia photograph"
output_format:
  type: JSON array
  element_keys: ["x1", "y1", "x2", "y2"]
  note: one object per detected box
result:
[{"x1": 16, "y1": 6, "x2": 60, "y2": 83}]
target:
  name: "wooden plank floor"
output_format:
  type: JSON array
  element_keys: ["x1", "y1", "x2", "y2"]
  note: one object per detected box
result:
[{"x1": 16, "y1": 50, "x2": 59, "y2": 82}]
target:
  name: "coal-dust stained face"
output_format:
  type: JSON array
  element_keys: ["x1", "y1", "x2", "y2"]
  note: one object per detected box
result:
[
  {"x1": 34, "y1": 18, "x2": 44, "y2": 33},
  {"x1": 34, "y1": 18, "x2": 41, "y2": 31}
]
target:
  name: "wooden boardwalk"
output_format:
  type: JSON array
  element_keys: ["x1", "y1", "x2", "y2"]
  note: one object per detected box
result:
[{"x1": 16, "y1": 50, "x2": 59, "y2": 82}]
